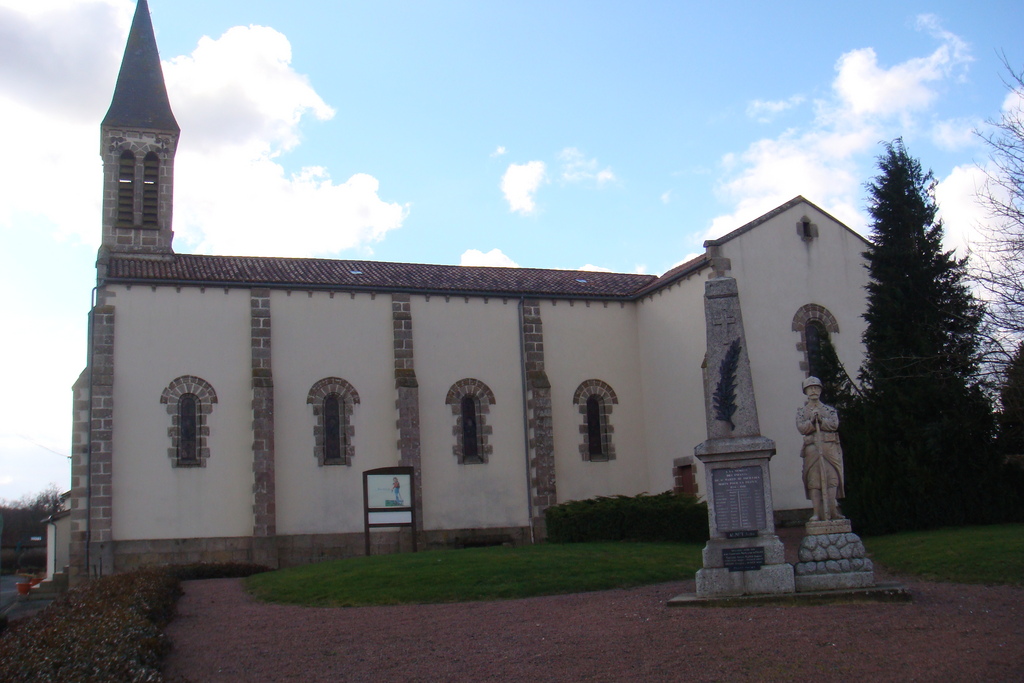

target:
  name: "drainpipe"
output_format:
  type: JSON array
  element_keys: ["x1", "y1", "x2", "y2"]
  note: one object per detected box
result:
[{"x1": 518, "y1": 298, "x2": 536, "y2": 544}]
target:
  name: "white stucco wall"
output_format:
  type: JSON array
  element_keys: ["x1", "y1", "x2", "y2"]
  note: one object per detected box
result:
[
  {"x1": 718, "y1": 203, "x2": 869, "y2": 511},
  {"x1": 271, "y1": 291, "x2": 398, "y2": 535},
  {"x1": 635, "y1": 270, "x2": 712, "y2": 497},
  {"x1": 541, "y1": 300, "x2": 651, "y2": 502},
  {"x1": 110, "y1": 285, "x2": 254, "y2": 540},
  {"x1": 103, "y1": 199, "x2": 868, "y2": 547},
  {"x1": 413, "y1": 296, "x2": 530, "y2": 531},
  {"x1": 46, "y1": 513, "x2": 70, "y2": 579}
]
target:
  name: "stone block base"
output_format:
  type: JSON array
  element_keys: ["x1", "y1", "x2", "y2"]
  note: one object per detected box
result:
[
  {"x1": 805, "y1": 519, "x2": 852, "y2": 535},
  {"x1": 794, "y1": 529, "x2": 874, "y2": 593},
  {"x1": 795, "y1": 571, "x2": 876, "y2": 592},
  {"x1": 696, "y1": 562, "x2": 795, "y2": 597}
]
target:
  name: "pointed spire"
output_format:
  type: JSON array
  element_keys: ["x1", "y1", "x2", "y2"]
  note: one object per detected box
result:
[{"x1": 102, "y1": 0, "x2": 179, "y2": 132}]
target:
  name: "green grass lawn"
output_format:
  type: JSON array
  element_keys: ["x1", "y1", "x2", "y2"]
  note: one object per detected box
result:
[
  {"x1": 245, "y1": 542, "x2": 703, "y2": 607},
  {"x1": 244, "y1": 524, "x2": 1024, "y2": 608},
  {"x1": 865, "y1": 523, "x2": 1024, "y2": 586}
]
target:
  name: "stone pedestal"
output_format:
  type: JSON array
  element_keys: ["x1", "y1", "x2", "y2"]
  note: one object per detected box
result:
[
  {"x1": 794, "y1": 518, "x2": 874, "y2": 592},
  {"x1": 694, "y1": 436, "x2": 795, "y2": 597}
]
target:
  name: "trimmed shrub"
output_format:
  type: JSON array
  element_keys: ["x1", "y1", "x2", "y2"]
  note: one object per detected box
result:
[
  {"x1": 0, "y1": 561, "x2": 272, "y2": 681},
  {"x1": 546, "y1": 491, "x2": 709, "y2": 543},
  {"x1": 0, "y1": 568, "x2": 180, "y2": 682}
]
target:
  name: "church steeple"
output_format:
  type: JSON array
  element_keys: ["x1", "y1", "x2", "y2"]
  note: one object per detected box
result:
[
  {"x1": 100, "y1": 0, "x2": 178, "y2": 255},
  {"x1": 103, "y1": 0, "x2": 178, "y2": 132}
]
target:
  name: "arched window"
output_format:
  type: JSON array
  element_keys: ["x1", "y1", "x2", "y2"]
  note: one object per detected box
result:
[
  {"x1": 573, "y1": 380, "x2": 618, "y2": 462},
  {"x1": 161, "y1": 376, "x2": 218, "y2": 468},
  {"x1": 791, "y1": 304, "x2": 840, "y2": 377},
  {"x1": 461, "y1": 395, "x2": 481, "y2": 463},
  {"x1": 142, "y1": 152, "x2": 159, "y2": 227},
  {"x1": 805, "y1": 319, "x2": 828, "y2": 379},
  {"x1": 586, "y1": 395, "x2": 604, "y2": 458},
  {"x1": 177, "y1": 393, "x2": 199, "y2": 463},
  {"x1": 446, "y1": 379, "x2": 495, "y2": 464},
  {"x1": 307, "y1": 378, "x2": 360, "y2": 466},
  {"x1": 117, "y1": 150, "x2": 135, "y2": 225},
  {"x1": 323, "y1": 393, "x2": 344, "y2": 463}
]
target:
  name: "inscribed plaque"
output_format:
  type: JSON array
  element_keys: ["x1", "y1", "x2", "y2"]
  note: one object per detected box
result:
[{"x1": 711, "y1": 466, "x2": 766, "y2": 532}]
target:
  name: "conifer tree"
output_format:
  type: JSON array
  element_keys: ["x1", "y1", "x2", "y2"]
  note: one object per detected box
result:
[
  {"x1": 843, "y1": 140, "x2": 996, "y2": 533},
  {"x1": 997, "y1": 341, "x2": 1024, "y2": 457}
]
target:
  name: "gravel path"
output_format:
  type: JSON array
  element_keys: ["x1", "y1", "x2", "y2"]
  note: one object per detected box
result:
[{"x1": 163, "y1": 575, "x2": 1024, "y2": 681}]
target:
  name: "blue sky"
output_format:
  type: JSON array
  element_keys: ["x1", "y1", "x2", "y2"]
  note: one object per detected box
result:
[{"x1": 1, "y1": 0, "x2": 1021, "y2": 500}]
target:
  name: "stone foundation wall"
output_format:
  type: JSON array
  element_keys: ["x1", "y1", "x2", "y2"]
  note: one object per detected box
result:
[
  {"x1": 113, "y1": 536, "x2": 254, "y2": 573},
  {"x1": 108, "y1": 526, "x2": 533, "y2": 573}
]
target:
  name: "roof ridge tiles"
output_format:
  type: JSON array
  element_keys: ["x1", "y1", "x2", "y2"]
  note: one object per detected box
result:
[{"x1": 105, "y1": 252, "x2": 660, "y2": 298}]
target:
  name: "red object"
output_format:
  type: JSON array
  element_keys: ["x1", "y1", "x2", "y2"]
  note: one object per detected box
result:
[{"x1": 16, "y1": 582, "x2": 32, "y2": 596}]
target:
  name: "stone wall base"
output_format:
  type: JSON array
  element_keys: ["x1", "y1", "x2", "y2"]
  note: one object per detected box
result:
[
  {"x1": 696, "y1": 562, "x2": 796, "y2": 597},
  {"x1": 113, "y1": 536, "x2": 254, "y2": 572},
  {"x1": 795, "y1": 571, "x2": 875, "y2": 592},
  {"x1": 697, "y1": 536, "x2": 795, "y2": 597},
  {"x1": 106, "y1": 526, "x2": 533, "y2": 572}
]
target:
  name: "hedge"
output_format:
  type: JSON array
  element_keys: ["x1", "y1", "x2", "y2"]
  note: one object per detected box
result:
[
  {"x1": 545, "y1": 491, "x2": 709, "y2": 543},
  {"x1": 0, "y1": 562, "x2": 269, "y2": 682}
]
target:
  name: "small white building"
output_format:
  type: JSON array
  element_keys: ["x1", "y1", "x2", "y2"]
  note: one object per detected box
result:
[{"x1": 69, "y1": 0, "x2": 869, "y2": 580}]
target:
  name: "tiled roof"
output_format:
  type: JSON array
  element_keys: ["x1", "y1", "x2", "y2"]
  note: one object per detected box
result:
[{"x1": 105, "y1": 253, "x2": 663, "y2": 298}]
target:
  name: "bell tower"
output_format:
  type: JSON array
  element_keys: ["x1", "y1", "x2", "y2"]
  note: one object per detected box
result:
[{"x1": 100, "y1": 0, "x2": 178, "y2": 254}]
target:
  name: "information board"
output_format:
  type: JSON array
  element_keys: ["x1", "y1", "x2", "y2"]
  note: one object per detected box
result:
[{"x1": 363, "y1": 466, "x2": 416, "y2": 555}]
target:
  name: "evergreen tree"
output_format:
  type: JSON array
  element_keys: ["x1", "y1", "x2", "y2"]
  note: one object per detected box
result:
[
  {"x1": 814, "y1": 331, "x2": 858, "y2": 414},
  {"x1": 997, "y1": 341, "x2": 1024, "y2": 458},
  {"x1": 843, "y1": 140, "x2": 996, "y2": 533}
]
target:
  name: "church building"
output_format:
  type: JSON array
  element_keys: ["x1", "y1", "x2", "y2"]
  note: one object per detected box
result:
[{"x1": 68, "y1": 0, "x2": 871, "y2": 580}]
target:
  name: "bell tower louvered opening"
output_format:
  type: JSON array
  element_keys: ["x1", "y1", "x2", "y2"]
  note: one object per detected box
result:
[
  {"x1": 142, "y1": 152, "x2": 159, "y2": 227},
  {"x1": 117, "y1": 151, "x2": 135, "y2": 226}
]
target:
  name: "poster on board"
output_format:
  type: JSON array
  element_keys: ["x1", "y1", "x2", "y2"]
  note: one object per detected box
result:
[
  {"x1": 366, "y1": 473, "x2": 411, "y2": 510},
  {"x1": 363, "y1": 466, "x2": 417, "y2": 554}
]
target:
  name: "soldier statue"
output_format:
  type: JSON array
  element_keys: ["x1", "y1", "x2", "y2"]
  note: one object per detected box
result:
[{"x1": 796, "y1": 376, "x2": 845, "y2": 521}]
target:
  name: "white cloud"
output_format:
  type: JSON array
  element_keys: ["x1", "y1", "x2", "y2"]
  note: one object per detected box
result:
[
  {"x1": 0, "y1": 0, "x2": 130, "y2": 241},
  {"x1": 833, "y1": 17, "x2": 970, "y2": 120},
  {"x1": 501, "y1": 161, "x2": 547, "y2": 214},
  {"x1": 491, "y1": 146, "x2": 507, "y2": 157},
  {"x1": 660, "y1": 191, "x2": 672, "y2": 204},
  {"x1": 746, "y1": 95, "x2": 805, "y2": 123},
  {"x1": 935, "y1": 163, "x2": 990, "y2": 258},
  {"x1": 0, "y1": 10, "x2": 406, "y2": 258},
  {"x1": 931, "y1": 118, "x2": 980, "y2": 151},
  {"x1": 706, "y1": 128, "x2": 870, "y2": 239},
  {"x1": 578, "y1": 264, "x2": 613, "y2": 272},
  {"x1": 0, "y1": 0, "x2": 131, "y2": 118},
  {"x1": 460, "y1": 248, "x2": 519, "y2": 268},
  {"x1": 162, "y1": 25, "x2": 406, "y2": 257},
  {"x1": 559, "y1": 147, "x2": 616, "y2": 185},
  {"x1": 176, "y1": 164, "x2": 408, "y2": 256},
  {"x1": 706, "y1": 16, "x2": 972, "y2": 242},
  {"x1": 166, "y1": 26, "x2": 334, "y2": 153}
]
